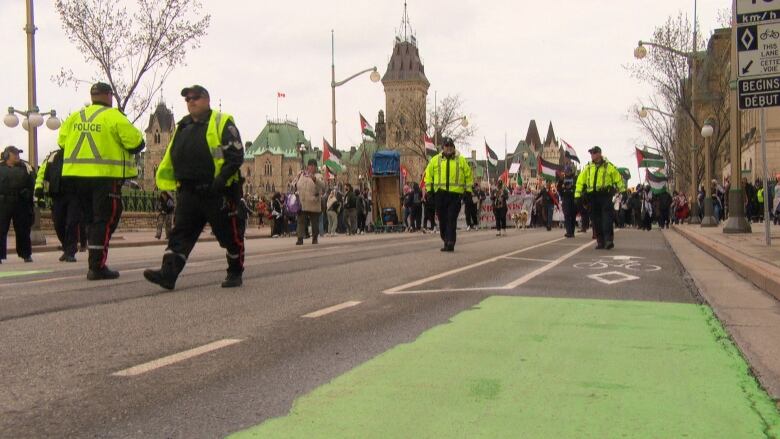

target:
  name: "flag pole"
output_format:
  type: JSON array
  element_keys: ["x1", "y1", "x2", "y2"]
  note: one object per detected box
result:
[{"x1": 484, "y1": 139, "x2": 491, "y2": 188}]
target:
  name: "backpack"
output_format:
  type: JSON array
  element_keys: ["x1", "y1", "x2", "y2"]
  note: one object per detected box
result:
[{"x1": 285, "y1": 193, "x2": 301, "y2": 216}]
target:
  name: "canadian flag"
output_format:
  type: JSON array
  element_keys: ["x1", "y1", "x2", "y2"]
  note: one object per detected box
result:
[{"x1": 277, "y1": 92, "x2": 286, "y2": 98}]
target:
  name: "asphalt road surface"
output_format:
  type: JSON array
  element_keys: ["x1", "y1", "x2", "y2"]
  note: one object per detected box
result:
[{"x1": 0, "y1": 227, "x2": 705, "y2": 438}]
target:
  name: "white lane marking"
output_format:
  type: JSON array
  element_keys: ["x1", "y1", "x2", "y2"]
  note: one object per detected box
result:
[
  {"x1": 112, "y1": 339, "x2": 243, "y2": 377},
  {"x1": 502, "y1": 241, "x2": 593, "y2": 288},
  {"x1": 302, "y1": 301, "x2": 362, "y2": 318},
  {"x1": 588, "y1": 271, "x2": 640, "y2": 285},
  {"x1": 389, "y1": 240, "x2": 593, "y2": 295},
  {"x1": 501, "y1": 257, "x2": 556, "y2": 263},
  {"x1": 383, "y1": 237, "x2": 566, "y2": 294}
]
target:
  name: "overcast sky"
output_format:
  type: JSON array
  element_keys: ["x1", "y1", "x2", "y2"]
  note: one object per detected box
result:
[{"x1": 0, "y1": 0, "x2": 727, "y2": 186}]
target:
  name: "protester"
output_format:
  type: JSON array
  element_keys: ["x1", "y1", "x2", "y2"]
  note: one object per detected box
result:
[
  {"x1": 292, "y1": 159, "x2": 326, "y2": 245},
  {"x1": 492, "y1": 180, "x2": 509, "y2": 236},
  {"x1": 557, "y1": 166, "x2": 577, "y2": 237},
  {"x1": 343, "y1": 183, "x2": 358, "y2": 235}
]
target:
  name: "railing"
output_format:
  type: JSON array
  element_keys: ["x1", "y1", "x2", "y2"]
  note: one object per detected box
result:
[{"x1": 40, "y1": 188, "x2": 158, "y2": 212}]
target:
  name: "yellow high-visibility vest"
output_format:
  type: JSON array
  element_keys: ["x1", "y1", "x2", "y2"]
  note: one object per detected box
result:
[
  {"x1": 155, "y1": 111, "x2": 238, "y2": 191},
  {"x1": 424, "y1": 152, "x2": 473, "y2": 194},
  {"x1": 57, "y1": 104, "x2": 144, "y2": 178},
  {"x1": 575, "y1": 159, "x2": 625, "y2": 198}
]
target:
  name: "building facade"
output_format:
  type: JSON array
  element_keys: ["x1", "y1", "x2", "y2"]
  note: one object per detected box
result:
[{"x1": 139, "y1": 102, "x2": 175, "y2": 191}]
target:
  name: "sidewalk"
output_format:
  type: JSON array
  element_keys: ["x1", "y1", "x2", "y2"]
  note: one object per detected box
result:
[{"x1": 669, "y1": 224, "x2": 780, "y2": 401}]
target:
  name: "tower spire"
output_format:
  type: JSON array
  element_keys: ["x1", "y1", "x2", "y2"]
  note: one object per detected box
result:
[{"x1": 397, "y1": 1, "x2": 415, "y2": 45}]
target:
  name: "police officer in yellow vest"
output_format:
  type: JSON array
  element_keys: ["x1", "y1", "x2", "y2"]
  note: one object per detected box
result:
[
  {"x1": 424, "y1": 137, "x2": 473, "y2": 252},
  {"x1": 58, "y1": 82, "x2": 145, "y2": 279},
  {"x1": 144, "y1": 85, "x2": 245, "y2": 290},
  {"x1": 575, "y1": 146, "x2": 625, "y2": 250}
]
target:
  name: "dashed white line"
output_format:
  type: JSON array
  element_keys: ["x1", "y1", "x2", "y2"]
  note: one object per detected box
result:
[
  {"x1": 302, "y1": 301, "x2": 362, "y2": 318},
  {"x1": 112, "y1": 339, "x2": 243, "y2": 377}
]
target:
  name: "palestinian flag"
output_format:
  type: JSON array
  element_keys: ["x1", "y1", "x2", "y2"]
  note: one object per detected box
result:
[
  {"x1": 538, "y1": 157, "x2": 562, "y2": 181},
  {"x1": 561, "y1": 139, "x2": 580, "y2": 163},
  {"x1": 360, "y1": 113, "x2": 375, "y2": 139},
  {"x1": 424, "y1": 134, "x2": 437, "y2": 157},
  {"x1": 636, "y1": 147, "x2": 665, "y2": 168},
  {"x1": 499, "y1": 169, "x2": 509, "y2": 185},
  {"x1": 485, "y1": 141, "x2": 499, "y2": 167},
  {"x1": 323, "y1": 138, "x2": 342, "y2": 174},
  {"x1": 646, "y1": 170, "x2": 668, "y2": 194}
]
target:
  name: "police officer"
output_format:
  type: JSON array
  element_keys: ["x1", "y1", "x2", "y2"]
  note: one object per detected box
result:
[
  {"x1": 575, "y1": 146, "x2": 625, "y2": 250},
  {"x1": 557, "y1": 164, "x2": 577, "y2": 238},
  {"x1": 144, "y1": 85, "x2": 245, "y2": 290},
  {"x1": 35, "y1": 149, "x2": 80, "y2": 262},
  {"x1": 0, "y1": 146, "x2": 35, "y2": 264},
  {"x1": 58, "y1": 82, "x2": 145, "y2": 279},
  {"x1": 424, "y1": 137, "x2": 473, "y2": 252}
]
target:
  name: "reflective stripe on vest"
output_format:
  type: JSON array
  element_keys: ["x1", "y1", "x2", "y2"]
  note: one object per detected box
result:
[
  {"x1": 64, "y1": 107, "x2": 111, "y2": 166},
  {"x1": 434, "y1": 155, "x2": 465, "y2": 192}
]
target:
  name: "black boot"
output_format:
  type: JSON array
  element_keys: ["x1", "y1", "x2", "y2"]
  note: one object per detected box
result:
[
  {"x1": 87, "y1": 266, "x2": 120, "y2": 280},
  {"x1": 143, "y1": 269, "x2": 176, "y2": 290},
  {"x1": 296, "y1": 238, "x2": 304, "y2": 245},
  {"x1": 144, "y1": 253, "x2": 184, "y2": 290},
  {"x1": 222, "y1": 272, "x2": 243, "y2": 288}
]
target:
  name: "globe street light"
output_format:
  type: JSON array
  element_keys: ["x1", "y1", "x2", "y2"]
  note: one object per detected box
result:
[
  {"x1": 331, "y1": 30, "x2": 380, "y2": 151},
  {"x1": 700, "y1": 118, "x2": 718, "y2": 227},
  {"x1": 298, "y1": 143, "x2": 307, "y2": 170}
]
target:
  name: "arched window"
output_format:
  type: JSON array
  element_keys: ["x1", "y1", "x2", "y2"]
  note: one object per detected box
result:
[
  {"x1": 264, "y1": 160, "x2": 272, "y2": 176},
  {"x1": 288, "y1": 167, "x2": 293, "y2": 176},
  {"x1": 154, "y1": 131, "x2": 161, "y2": 144},
  {"x1": 749, "y1": 158, "x2": 753, "y2": 170},
  {"x1": 395, "y1": 130, "x2": 401, "y2": 142}
]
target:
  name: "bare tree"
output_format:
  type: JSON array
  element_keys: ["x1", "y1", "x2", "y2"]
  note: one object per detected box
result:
[
  {"x1": 428, "y1": 95, "x2": 477, "y2": 147},
  {"x1": 627, "y1": 12, "x2": 730, "y2": 191},
  {"x1": 54, "y1": 0, "x2": 211, "y2": 123}
]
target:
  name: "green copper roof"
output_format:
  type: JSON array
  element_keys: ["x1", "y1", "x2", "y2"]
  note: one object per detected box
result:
[{"x1": 246, "y1": 120, "x2": 312, "y2": 159}]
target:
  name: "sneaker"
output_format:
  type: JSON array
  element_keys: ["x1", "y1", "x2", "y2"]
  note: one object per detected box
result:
[
  {"x1": 23, "y1": 257, "x2": 33, "y2": 263},
  {"x1": 296, "y1": 239, "x2": 303, "y2": 245},
  {"x1": 63, "y1": 255, "x2": 77, "y2": 263},
  {"x1": 605, "y1": 242, "x2": 615, "y2": 250},
  {"x1": 59, "y1": 253, "x2": 67, "y2": 262},
  {"x1": 143, "y1": 269, "x2": 176, "y2": 290},
  {"x1": 272, "y1": 234, "x2": 279, "y2": 238},
  {"x1": 595, "y1": 243, "x2": 605, "y2": 250},
  {"x1": 87, "y1": 267, "x2": 120, "y2": 280},
  {"x1": 221, "y1": 273, "x2": 243, "y2": 288},
  {"x1": 312, "y1": 237, "x2": 318, "y2": 244}
]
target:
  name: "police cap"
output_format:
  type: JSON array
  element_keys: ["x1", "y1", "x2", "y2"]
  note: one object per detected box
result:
[
  {"x1": 90, "y1": 82, "x2": 113, "y2": 95},
  {"x1": 180, "y1": 85, "x2": 210, "y2": 98},
  {"x1": 588, "y1": 146, "x2": 602, "y2": 154},
  {"x1": 3, "y1": 145, "x2": 23, "y2": 155},
  {"x1": 442, "y1": 137, "x2": 455, "y2": 148}
]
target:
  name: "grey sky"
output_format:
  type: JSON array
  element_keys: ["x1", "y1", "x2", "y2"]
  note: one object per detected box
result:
[{"x1": 0, "y1": 0, "x2": 726, "y2": 186}]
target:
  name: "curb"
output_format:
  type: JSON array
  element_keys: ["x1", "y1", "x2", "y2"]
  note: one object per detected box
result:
[{"x1": 672, "y1": 225, "x2": 780, "y2": 302}]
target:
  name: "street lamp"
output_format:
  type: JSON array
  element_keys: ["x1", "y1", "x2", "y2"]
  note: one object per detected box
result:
[
  {"x1": 634, "y1": 37, "x2": 702, "y2": 225},
  {"x1": 4, "y1": 0, "x2": 61, "y2": 245},
  {"x1": 298, "y1": 143, "x2": 307, "y2": 170},
  {"x1": 700, "y1": 118, "x2": 717, "y2": 227},
  {"x1": 331, "y1": 30, "x2": 380, "y2": 151}
]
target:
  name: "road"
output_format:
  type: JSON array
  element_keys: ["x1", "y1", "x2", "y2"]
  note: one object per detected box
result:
[{"x1": 1, "y1": 228, "x2": 777, "y2": 438}]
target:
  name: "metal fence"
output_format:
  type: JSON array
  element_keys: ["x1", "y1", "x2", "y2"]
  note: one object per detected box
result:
[{"x1": 40, "y1": 189, "x2": 158, "y2": 213}]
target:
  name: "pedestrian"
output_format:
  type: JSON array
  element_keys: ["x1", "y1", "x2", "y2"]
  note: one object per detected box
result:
[
  {"x1": 656, "y1": 189, "x2": 672, "y2": 229},
  {"x1": 536, "y1": 181, "x2": 557, "y2": 231},
  {"x1": 35, "y1": 148, "x2": 81, "y2": 262},
  {"x1": 0, "y1": 145, "x2": 35, "y2": 264},
  {"x1": 640, "y1": 185, "x2": 653, "y2": 231},
  {"x1": 58, "y1": 82, "x2": 145, "y2": 279},
  {"x1": 557, "y1": 165, "x2": 577, "y2": 237},
  {"x1": 423, "y1": 137, "x2": 473, "y2": 252},
  {"x1": 293, "y1": 159, "x2": 326, "y2": 245},
  {"x1": 154, "y1": 191, "x2": 175, "y2": 240},
  {"x1": 410, "y1": 182, "x2": 423, "y2": 232},
  {"x1": 143, "y1": 85, "x2": 245, "y2": 290},
  {"x1": 492, "y1": 179, "x2": 509, "y2": 236},
  {"x1": 574, "y1": 146, "x2": 625, "y2": 250},
  {"x1": 256, "y1": 197, "x2": 268, "y2": 229},
  {"x1": 463, "y1": 183, "x2": 477, "y2": 231},
  {"x1": 422, "y1": 189, "x2": 437, "y2": 232},
  {"x1": 270, "y1": 192, "x2": 284, "y2": 237},
  {"x1": 356, "y1": 189, "x2": 367, "y2": 234},
  {"x1": 343, "y1": 183, "x2": 358, "y2": 235},
  {"x1": 326, "y1": 189, "x2": 341, "y2": 236}
]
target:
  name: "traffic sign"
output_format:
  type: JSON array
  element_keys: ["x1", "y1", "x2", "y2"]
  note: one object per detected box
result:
[
  {"x1": 737, "y1": 0, "x2": 780, "y2": 25},
  {"x1": 737, "y1": 23, "x2": 780, "y2": 78},
  {"x1": 738, "y1": 75, "x2": 780, "y2": 109}
]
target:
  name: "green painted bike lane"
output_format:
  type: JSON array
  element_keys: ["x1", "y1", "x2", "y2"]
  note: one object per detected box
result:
[{"x1": 230, "y1": 296, "x2": 780, "y2": 438}]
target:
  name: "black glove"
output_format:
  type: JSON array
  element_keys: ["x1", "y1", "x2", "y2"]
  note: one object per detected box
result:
[
  {"x1": 211, "y1": 175, "x2": 226, "y2": 193},
  {"x1": 34, "y1": 187, "x2": 44, "y2": 199}
]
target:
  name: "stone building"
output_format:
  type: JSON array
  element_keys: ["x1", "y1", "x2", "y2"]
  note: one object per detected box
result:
[
  {"x1": 139, "y1": 102, "x2": 175, "y2": 191},
  {"x1": 382, "y1": 5, "x2": 430, "y2": 183}
]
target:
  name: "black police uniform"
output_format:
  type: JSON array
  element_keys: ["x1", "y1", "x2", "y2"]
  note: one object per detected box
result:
[
  {"x1": 557, "y1": 173, "x2": 577, "y2": 237},
  {"x1": 146, "y1": 110, "x2": 244, "y2": 289},
  {"x1": 38, "y1": 150, "x2": 82, "y2": 260},
  {"x1": 0, "y1": 156, "x2": 35, "y2": 262}
]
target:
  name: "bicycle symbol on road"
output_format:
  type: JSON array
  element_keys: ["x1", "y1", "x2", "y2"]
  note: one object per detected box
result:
[
  {"x1": 761, "y1": 29, "x2": 780, "y2": 40},
  {"x1": 573, "y1": 256, "x2": 661, "y2": 272}
]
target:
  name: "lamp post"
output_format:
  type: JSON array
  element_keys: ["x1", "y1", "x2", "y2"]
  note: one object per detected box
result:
[
  {"x1": 635, "y1": 39, "x2": 701, "y2": 224},
  {"x1": 4, "y1": 0, "x2": 62, "y2": 246},
  {"x1": 298, "y1": 143, "x2": 307, "y2": 170},
  {"x1": 331, "y1": 30, "x2": 380, "y2": 151},
  {"x1": 700, "y1": 118, "x2": 717, "y2": 227}
]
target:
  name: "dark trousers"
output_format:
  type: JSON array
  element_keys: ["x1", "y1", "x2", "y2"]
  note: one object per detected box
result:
[
  {"x1": 0, "y1": 197, "x2": 33, "y2": 260},
  {"x1": 52, "y1": 193, "x2": 81, "y2": 257},
  {"x1": 562, "y1": 194, "x2": 576, "y2": 236},
  {"x1": 162, "y1": 188, "x2": 245, "y2": 279},
  {"x1": 590, "y1": 193, "x2": 615, "y2": 245},
  {"x1": 69, "y1": 178, "x2": 123, "y2": 270},
  {"x1": 544, "y1": 204, "x2": 554, "y2": 230},
  {"x1": 659, "y1": 207, "x2": 671, "y2": 229},
  {"x1": 424, "y1": 204, "x2": 436, "y2": 229},
  {"x1": 579, "y1": 203, "x2": 590, "y2": 231},
  {"x1": 436, "y1": 191, "x2": 462, "y2": 247},
  {"x1": 495, "y1": 207, "x2": 507, "y2": 230},
  {"x1": 411, "y1": 205, "x2": 422, "y2": 230},
  {"x1": 297, "y1": 211, "x2": 320, "y2": 240}
]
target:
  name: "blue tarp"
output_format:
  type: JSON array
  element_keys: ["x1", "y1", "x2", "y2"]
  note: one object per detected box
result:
[{"x1": 372, "y1": 151, "x2": 400, "y2": 176}]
